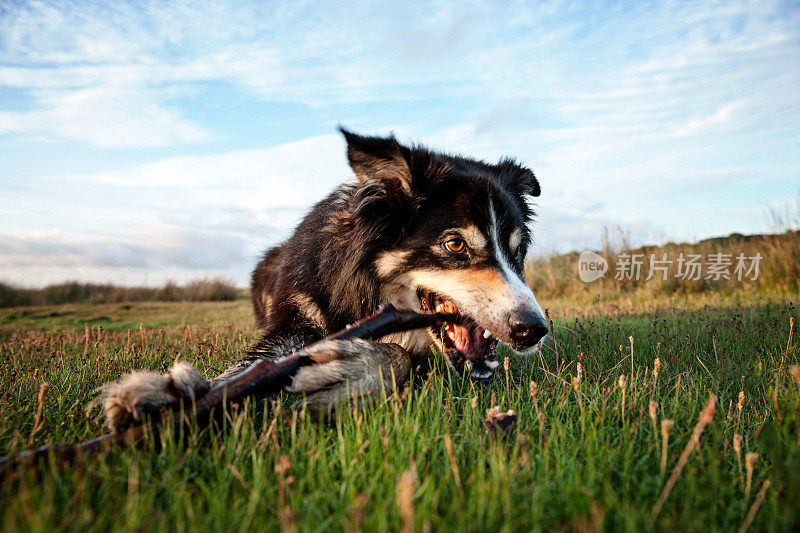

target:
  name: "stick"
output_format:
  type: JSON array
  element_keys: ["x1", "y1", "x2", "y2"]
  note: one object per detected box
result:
[{"x1": 0, "y1": 304, "x2": 454, "y2": 477}]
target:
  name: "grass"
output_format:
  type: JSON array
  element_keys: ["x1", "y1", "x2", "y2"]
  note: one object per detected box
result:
[{"x1": 1, "y1": 295, "x2": 798, "y2": 532}]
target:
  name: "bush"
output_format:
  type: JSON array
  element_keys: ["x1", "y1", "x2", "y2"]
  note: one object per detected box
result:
[{"x1": 0, "y1": 277, "x2": 242, "y2": 307}]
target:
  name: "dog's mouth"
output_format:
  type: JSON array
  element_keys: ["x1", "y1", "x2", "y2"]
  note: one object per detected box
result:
[{"x1": 418, "y1": 289, "x2": 499, "y2": 381}]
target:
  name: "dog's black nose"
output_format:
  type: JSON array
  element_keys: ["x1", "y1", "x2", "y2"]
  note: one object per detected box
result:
[{"x1": 508, "y1": 310, "x2": 549, "y2": 347}]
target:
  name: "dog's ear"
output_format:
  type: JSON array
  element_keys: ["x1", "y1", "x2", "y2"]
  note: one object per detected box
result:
[
  {"x1": 496, "y1": 158, "x2": 540, "y2": 198},
  {"x1": 340, "y1": 128, "x2": 413, "y2": 193}
]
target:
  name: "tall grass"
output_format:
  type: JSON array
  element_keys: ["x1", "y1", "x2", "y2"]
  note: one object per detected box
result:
[
  {"x1": 526, "y1": 230, "x2": 800, "y2": 302},
  {"x1": 0, "y1": 278, "x2": 242, "y2": 308},
  {"x1": 0, "y1": 301, "x2": 797, "y2": 531}
]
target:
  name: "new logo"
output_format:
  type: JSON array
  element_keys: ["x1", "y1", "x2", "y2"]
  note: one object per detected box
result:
[{"x1": 578, "y1": 251, "x2": 608, "y2": 283}]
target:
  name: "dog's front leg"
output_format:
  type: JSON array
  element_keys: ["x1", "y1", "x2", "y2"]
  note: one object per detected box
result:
[
  {"x1": 286, "y1": 339, "x2": 411, "y2": 412},
  {"x1": 91, "y1": 338, "x2": 410, "y2": 431}
]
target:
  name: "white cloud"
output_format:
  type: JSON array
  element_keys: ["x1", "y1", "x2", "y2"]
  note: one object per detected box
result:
[
  {"x1": 0, "y1": 134, "x2": 352, "y2": 285},
  {"x1": 0, "y1": 227, "x2": 254, "y2": 287},
  {"x1": 2, "y1": 0, "x2": 798, "y2": 148},
  {"x1": 1, "y1": 0, "x2": 799, "y2": 285},
  {"x1": 0, "y1": 85, "x2": 213, "y2": 147},
  {"x1": 64, "y1": 133, "x2": 348, "y2": 208}
]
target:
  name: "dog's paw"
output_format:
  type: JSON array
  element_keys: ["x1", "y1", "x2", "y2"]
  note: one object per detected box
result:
[
  {"x1": 90, "y1": 362, "x2": 210, "y2": 433},
  {"x1": 286, "y1": 339, "x2": 411, "y2": 412}
]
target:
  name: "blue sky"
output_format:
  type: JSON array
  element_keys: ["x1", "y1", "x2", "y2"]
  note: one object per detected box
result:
[{"x1": 1, "y1": 0, "x2": 799, "y2": 287}]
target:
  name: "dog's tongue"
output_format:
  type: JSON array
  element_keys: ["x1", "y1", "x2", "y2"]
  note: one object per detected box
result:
[
  {"x1": 445, "y1": 322, "x2": 486, "y2": 360},
  {"x1": 436, "y1": 298, "x2": 487, "y2": 360}
]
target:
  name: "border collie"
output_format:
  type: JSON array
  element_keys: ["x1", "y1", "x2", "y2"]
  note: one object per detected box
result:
[{"x1": 96, "y1": 129, "x2": 548, "y2": 430}]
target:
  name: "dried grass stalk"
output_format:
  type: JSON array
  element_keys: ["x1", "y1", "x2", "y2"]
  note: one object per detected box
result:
[
  {"x1": 738, "y1": 480, "x2": 770, "y2": 533},
  {"x1": 790, "y1": 365, "x2": 800, "y2": 394},
  {"x1": 649, "y1": 401, "x2": 658, "y2": 442},
  {"x1": 733, "y1": 434, "x2": 743, "y2": 482},
  {"x1": 397, "y1": 467, "x2": 417, "y2": 533},
  {"x1": 651, "y1": 394, "x2": 717, "y2": 520},
  {"x1": 660, "y1": 419, "x2": 674, "y2": 477},
  {"x1": 443, "y1": 434, "x2": 463, "y2": 496},
  {"x1": 28, "y1": 382, "x2": 49, "y2": 445},
  {"x1": 745, "y1": 452, "x2": 758, "y2": 500}
]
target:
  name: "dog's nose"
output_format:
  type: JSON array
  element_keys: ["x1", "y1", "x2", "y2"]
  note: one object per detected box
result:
[{"x1": 508, "y1": 309, "x2": 549, "y2": 347}]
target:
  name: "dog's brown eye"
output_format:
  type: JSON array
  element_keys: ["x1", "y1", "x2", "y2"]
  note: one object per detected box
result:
[{"x1": 444, "y1": 238, "x2": 466, "y2": 254}]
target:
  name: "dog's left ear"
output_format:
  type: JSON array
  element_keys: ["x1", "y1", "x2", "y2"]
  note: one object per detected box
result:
[
  {"x1": 340, "y1": 128, "x2": 414, "y2": 193},
  {"x1": 496, "y1": 158, "x2": 540, "y2": 198}
]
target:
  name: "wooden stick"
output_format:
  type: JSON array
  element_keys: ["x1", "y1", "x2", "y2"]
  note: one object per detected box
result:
[{"x1": 0, "y1": 304, "x2": 454, "y2": 478}]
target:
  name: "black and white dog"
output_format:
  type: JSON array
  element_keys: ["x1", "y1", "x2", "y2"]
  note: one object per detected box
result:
[{"x1": 97, "y1": 129, "x2": 549, "y2": 430}]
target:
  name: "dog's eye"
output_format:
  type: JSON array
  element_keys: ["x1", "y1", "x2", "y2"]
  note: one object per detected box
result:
[{"x1": 444, "y1": 238, "x2": 466, "y2": 254}]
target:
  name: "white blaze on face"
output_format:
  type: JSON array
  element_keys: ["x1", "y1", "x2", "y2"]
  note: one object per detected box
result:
[{"x1": 487, "y1": 194, "x2": 546, "y2": 327}]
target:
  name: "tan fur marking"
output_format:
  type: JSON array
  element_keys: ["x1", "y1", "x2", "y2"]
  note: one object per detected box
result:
[
  {"x1": 261, "y1": 294, "x2": 274, "y2": 317},
  {"x1": 374, "y1": 250, "x2": 411, "y2": 278},
  {"x1": 291, "y1": 292, "x2": 326, "y2": 329},
  {"x1": 410, "y1": 267, "x2": 511, "y2": 293},
  {"x1": 461, "y1": 225, "x2": 488, "y2": 252},
  {"x1": 509, "y1": 227, "x2": 522, "y2": 253}
]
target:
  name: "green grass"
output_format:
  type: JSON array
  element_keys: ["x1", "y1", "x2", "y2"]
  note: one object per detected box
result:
[{"x1": 1, "y1": 299, "x2": 798, "y2": 532}]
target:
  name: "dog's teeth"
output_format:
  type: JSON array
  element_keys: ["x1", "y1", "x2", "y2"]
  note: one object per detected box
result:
[
  {"x1": 483, "y1": 330, "x2": 492, "y2": 339},
  {"x1": 435, "y1": 301, "x2": 458, "y2": 314},
  {"x1": 485, "y1": 359, "x2": 499, "y2": 370}
]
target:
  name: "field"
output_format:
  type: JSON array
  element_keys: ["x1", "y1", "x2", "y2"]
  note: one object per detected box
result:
[{"x1": 1, "y1": 293, "x2": 798, "y2": 532}]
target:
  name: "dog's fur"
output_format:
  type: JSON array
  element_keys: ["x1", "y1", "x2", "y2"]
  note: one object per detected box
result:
[{"x1": 94, "y1": 129, "x2": 549, "y2": 429}]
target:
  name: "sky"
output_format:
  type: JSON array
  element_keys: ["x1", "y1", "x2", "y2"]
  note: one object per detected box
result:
[{"x1": 1, "y1": 0, "x2": 799, "y2": 287}]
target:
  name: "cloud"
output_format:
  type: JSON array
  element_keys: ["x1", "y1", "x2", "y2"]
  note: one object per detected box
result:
[
  {"x1": 62, "y1": 133, "x2": 350, "y2": 212},
  {"x1": 0, "y1": 229, "x2": 250, "y2": 271},
  {"x1": 0, "y1": 85, "x2": 213, "y2": 147},
  {"x1": 2, "y1": 0, "x2": 798, "y2": 148},
  {"x1": 1, "y1": 0, "x2": 799, "y2": 286},
  {"x1": 0, "y1": 228, "x2": 254, "y2": 287},
  {"x1": 530, "y1": 205, "x2": 658, "y2": 255},
  {"x1": 0, "y1": 133, "x2": 354, "y2": 286},
  {"x1": 74, "y1": 134, "x2": 337, "y2": 182}
]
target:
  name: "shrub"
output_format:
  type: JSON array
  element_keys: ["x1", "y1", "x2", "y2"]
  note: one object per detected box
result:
[{"x1": 0, "y1": 277, "x2": 242, "y2": 307}]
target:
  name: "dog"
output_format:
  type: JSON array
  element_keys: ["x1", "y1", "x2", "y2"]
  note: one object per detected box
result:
[{"x1": 95, "y1": 128, "x2": 549, "y2": 431}]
